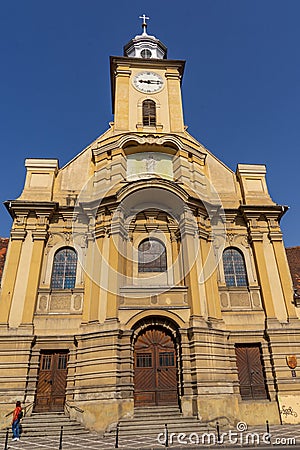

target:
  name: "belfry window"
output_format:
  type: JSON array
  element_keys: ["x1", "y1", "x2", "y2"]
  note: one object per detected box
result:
[
  {"x1": 51, "y1": 247, "x2": 77, "y2": 289},
  {"x1": 141, "y1": 49, "x2": 152, "y2": 59},
  {"x1": 223, "y1": 247, "x2": 248, "y2": 287},
  {"x1": 138, "y1": 238, "x2": 167, "y2": 272},
  {"x1": 142, "y1": 100, "x2": 156, "y2": 126}
]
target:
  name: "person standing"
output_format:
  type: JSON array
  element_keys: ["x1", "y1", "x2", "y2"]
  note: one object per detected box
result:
[{"x1": 12, "y1": 401, "x2": 22, "y2": 441}]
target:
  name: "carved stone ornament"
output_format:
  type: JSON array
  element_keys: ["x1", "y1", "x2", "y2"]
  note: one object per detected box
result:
[
  {"x1": 286, "y1": 355, "x2": 297, "y2": 369},
  {"x1": 15, "y1": 215, "x2": 27, "y2": 227}
]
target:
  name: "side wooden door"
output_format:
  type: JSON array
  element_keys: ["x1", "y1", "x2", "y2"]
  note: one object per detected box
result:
[
  {"x1": 134, "y1": 327, "x2": 178, "y2": 406},
  {"x1": 235, "y1": 344, "x2": 268, "y2": 400},
  {"x1": 35, "y1": 351, "x2": 68, "y2": 411}
]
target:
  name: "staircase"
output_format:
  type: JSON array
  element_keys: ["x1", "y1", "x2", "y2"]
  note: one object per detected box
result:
[
  {"x1": 105, "y1": 406, "x2": 217, "y2": 439},
  {"x1": 1, "y1": 412, "x2": 89, "y2": 439}
]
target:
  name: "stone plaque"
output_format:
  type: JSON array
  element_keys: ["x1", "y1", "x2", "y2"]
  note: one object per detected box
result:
[{"x1": 50, "y1": 294, "x2": 71, "y2": 311}]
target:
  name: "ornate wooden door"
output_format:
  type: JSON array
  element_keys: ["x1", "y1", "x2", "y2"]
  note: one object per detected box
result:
[
  {"x1": 35, "y1": 351, "x2": 69, "y2": 411},
  {"x1": 134, "y1": 328, "x2": 178, "y2": 406}
]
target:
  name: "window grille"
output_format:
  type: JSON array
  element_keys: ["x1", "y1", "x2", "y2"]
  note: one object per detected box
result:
[
  {"x1": 136, "y1": 353, "x2": 152, "y2": 368},
  {"x1": 159, "y1": 352, "x2": 175, "y2": 367},
  {"x1": 58, "y1": 353, "x2": 68, "y2": 370},
  {"x1": 142, "y1": 100, "x2": 156, "y2": 126},
  {"x1": 138, "y1": 239, "x2": 167, "y2": 273},
  {"x1": 51, "y1": 247, "x2": 77, "y2": 289},
  {"x1": 41, "y1": 355, "x2": 51, "y2": 371},
  {"x1": 223, "y1": 247, "x2": 248, "y2": 286}
]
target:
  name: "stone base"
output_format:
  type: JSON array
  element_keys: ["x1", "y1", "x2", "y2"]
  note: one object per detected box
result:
[
  {"x1": 196, "y1": 395, "x2": 281, "y2": 426},
  {"x1": 69, "y1": 399, "x2": 134, "y2": 434}
]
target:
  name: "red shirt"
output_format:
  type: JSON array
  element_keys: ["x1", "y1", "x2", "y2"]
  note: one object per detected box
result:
[{"x1": 12, "y1": 406, "x2": 22, "y2": 422}]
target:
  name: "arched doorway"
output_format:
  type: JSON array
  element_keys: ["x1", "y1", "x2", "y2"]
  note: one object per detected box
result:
[{"x1": 134, "y1": 326, "x2": 178, "y2": 406}]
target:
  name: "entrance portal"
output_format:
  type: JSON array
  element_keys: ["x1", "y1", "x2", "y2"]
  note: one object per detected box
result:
[
  {"x1": 134, "y1": 327, "x2": 178, "y2": 406},
  {"x1": 35, "y1": 351, "x2": 68, "y2": 412}
]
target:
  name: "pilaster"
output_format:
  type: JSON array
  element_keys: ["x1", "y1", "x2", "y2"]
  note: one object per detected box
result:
[
  {"x1": 179, "y1": 207, "x2": 202, "y2": 318},
  {"x1": 20, "y1": 230, "x2": 48, "y2": 327},
  {"x1": 0, "y1": 231, "x2": 26, "y2": 326},
  {"x1": 105, "y1": 207, "x2": 126, "y2": 320},
  {"x1": 165, "y1": 68, "x2": 185, "y2": 133},
  {"x1": 268, "y1": 229, "x2": 299, "y2": 321},
  {"x1": 114, "y1": 65, "x2": 131, "y2": 131},
  {"x1": 199, "y1": 234, "x2": 222, "y2": 321}
]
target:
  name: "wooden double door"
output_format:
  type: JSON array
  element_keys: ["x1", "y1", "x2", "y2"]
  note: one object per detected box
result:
[
  {"x1": 35, "y1": 351, "x2": 69, "y2": 412},
  {"x1": 134, "y1": 327, "x2": 178, "y2": 406}
]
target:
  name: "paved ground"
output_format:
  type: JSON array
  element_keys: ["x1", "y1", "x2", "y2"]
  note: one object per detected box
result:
[{"x1": 2, "y1": 423, "x2": 300, "y2": 449}]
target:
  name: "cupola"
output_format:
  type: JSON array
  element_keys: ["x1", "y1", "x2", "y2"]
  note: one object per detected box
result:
[{"x1": 123, "y1": 15, "x2": 167, "y2": 59}]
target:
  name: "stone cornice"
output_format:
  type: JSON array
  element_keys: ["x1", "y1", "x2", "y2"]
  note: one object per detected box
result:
[
  {"x1": 92, "y1": 132, "x2": 207, "y2": 164},
  {"x1": 4, "y1": 201, "x2": 58, "y2": 220},
  {"x1": 239, "y1": 204, "x2": 288, "y2": 223}
]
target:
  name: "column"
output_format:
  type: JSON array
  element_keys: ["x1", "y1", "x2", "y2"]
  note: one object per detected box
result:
[
  {"x1": 180, "y1": 208, "x2": 202, "y2": 318},
  {"x1": 81, "y1": 232, "x2": 94, "y2": 323},
  {"x1": 170, "y1": 231, "x2": 182, "y2": 286},
  {"x1": 165, "y1": 68, "x2": 185, "y2": 133},
  {"x1": 21, "y1": 231, "x2": 47, "y2": 326},
  {"x1": 0, "y1": 231, "x2": 26, "y2": 326},
  {"x1": 106, "y1": 207, "x2": 126, "y2": 321},
  {"x1": 114, "y1": 66, "x2": 131, "y2": 131},
  {"x1": 270, "y1": 234, "x2": 298, "y2": 320},
  {"x1": 250, "y1": 234, "x2": 277, "y2": 319},
  {"x1": 199, "y1": 235, "x2": 222, "y2": 321}
]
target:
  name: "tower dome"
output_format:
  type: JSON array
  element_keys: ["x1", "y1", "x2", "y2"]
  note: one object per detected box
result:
[{"x1": 124, "y1": 15, "x2": 167, "y2": 59}]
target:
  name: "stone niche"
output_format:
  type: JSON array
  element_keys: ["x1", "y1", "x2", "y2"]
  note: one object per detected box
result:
[{"x1": 36, "y1": 291, "x2": 83, "y2": 314}]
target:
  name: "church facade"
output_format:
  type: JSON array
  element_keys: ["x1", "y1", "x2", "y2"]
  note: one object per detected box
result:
[{"x1": 0, "y1": 20, "x2": 300, "y2": 432}]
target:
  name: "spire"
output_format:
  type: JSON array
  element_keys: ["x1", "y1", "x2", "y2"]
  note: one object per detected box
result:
[{"x1": 123, "y1": 16, "x2": 167, "y2": 59}]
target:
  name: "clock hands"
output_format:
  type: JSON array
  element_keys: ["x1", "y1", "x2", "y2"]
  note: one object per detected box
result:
[
  {"x1": 138, "y1": 79, "x2": 162, "y2": 84},
  {"x1": 133, "y1": 72, "x2": 164, "y2": 92}
]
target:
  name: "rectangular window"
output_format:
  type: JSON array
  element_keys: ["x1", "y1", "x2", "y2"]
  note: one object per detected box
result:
[
  {"x1": 136, "y1": 353, "x2": 152, "y2": 368},
  {"x1": 159, "y1": 352, "x2": 175, "y2": 367},
  {"x1": 235, "y1": 344, "x2": 268, "y2": 400},
  {"x1": 58, "y1": 353, "x2": 68, "y2": 370},
  {"x1": 41, "y1": 354, "x2": 52, "y2": 370}
]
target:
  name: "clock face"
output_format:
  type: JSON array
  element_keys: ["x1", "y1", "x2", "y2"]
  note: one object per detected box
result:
[{"x1": 132, "y1": 71, "x2": 164, "y2": 93}]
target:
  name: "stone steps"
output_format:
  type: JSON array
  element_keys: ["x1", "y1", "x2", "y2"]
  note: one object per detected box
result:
[
  {"x1": 0, "y1": 412, "x2": 89, "y2": 439},
  {"x1": 105, "y1": 406, "x2": 216, "y2": 438}
]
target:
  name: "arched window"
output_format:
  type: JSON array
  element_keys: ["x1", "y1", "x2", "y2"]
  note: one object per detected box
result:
[
  {"x1": 51, "y1": 247, "x2": 77, "y2": 289},
  {"x1": 142, "y1": 100, "x2": 156, "y2": 126},
  {"x1": 222, "y1": 247, "x2": 248, "y2": 287},
  {"x1": 138, "y1": 239, "x2": 167, "y2": 273}
]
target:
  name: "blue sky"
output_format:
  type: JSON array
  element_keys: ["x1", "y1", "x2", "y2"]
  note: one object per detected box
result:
[{"x1": 1, "y1": 0, "x2": 299, "y2": 247}]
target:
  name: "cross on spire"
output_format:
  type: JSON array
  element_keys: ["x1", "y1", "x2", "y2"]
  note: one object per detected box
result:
[{"x1": 139, "y1": 14, "x2": 149, "y2": 35}]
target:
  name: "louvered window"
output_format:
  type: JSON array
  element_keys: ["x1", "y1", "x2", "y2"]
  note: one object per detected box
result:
[
  {"x1": 138, "y1": 238, "x2": 167, "y2": 272},
  {"x1": 223, "y1": 247, "x2": 248, "y2": 286},
  {"x1": 51, "y1": 247, "x2": 77, "y2": 289},
  {"x1": 235, "y1": 344, "x2": 268, "y2": 400},
  {"x1": 142, "y1": 100, "x2": 156, "y2": 126}
]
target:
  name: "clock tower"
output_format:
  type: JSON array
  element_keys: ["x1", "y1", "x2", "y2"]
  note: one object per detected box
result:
[{"x1": 110, "y1": 16, "x2": 185, "y2": 133}]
